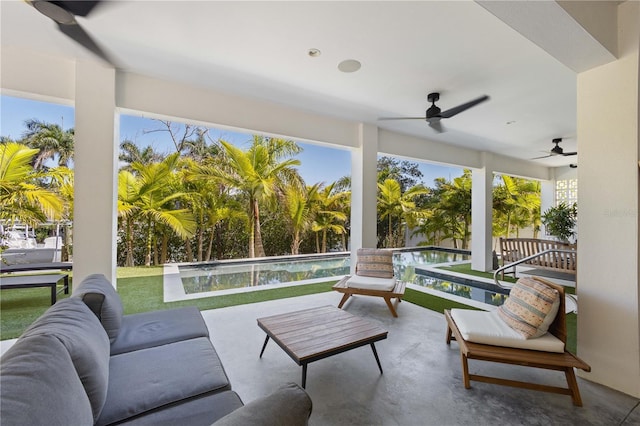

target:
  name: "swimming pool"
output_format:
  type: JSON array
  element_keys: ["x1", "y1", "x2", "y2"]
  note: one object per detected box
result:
[
  {"x1": 178, "y1": 254, "x2": 351, "y2": 294},
  {"x1": 164, "y1": 247, "x2": 504, "y2": 308}
]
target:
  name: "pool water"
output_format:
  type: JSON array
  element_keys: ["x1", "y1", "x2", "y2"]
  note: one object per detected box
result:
[
  {"x1": 177, "y1": 248, "x2": 505, "y2": 307},
  {"x1": 412, "y1": 275, "x2": 508, "y2": 306},
  {"x1": 179, "y1": 248, "x2": 470, "y2": 294},
  {"x1": 179, "y1": 255, "x2": 350, "y2": 294}
]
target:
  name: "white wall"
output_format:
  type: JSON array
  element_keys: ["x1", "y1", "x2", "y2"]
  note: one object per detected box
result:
[{"x1": 575, "y1": 0, "x2": 640, "y2": 397}]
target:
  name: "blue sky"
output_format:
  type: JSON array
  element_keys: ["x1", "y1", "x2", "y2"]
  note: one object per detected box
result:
[{"x1": 1, "y1": 95, "x2": 462, "y2": 186}]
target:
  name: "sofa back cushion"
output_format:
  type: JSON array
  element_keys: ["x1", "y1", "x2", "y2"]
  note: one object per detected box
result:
[
  {"x1": 73, "y1": 273, "x2": 124, "y2": 342},
  {"x1": 0, "y1": 334, "x2": 94, "y2": 425},
  {"x1": 21, "y1": 297, "x2": 111, "y2": 422}
]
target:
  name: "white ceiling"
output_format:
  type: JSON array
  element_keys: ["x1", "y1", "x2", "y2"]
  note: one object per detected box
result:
[{"x1": 1, "y1": 0, "x2": 596, "y2": 167}]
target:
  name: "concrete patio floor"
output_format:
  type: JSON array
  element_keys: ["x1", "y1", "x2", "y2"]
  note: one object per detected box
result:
[{"x1": 201, "y1": 291, "x2": 640, "y2": 426}]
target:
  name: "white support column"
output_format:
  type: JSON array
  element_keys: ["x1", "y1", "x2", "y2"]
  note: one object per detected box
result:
[
  {"x1": 471, "y1": 154, "x2": 493, "y2": 272},
  {"x1": 350, "y1": 123, "x2": 379, "y2": 272},
  {"x1": 72, "y1": 61, "x2": 118, "y2": 286},
  {"x1": 539, "y1": 171, "x2": 556, "y2": 238}
]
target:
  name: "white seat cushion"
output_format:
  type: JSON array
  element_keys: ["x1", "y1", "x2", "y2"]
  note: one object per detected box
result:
[
  {"x1": 450, "y1": 309, "x2": 565, "y2": 353},
  {"x1": 346, "y1": 275, "x2": 396, "y2": 291}
]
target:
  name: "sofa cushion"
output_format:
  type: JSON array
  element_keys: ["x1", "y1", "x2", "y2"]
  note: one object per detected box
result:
[
  {"x1": 346, "y1": 274, "x2": 396, "y2": 291},
  {"x1": 356, "y1": 248, "x2": 394, "y2": 278},
  {"x1": 73, "y1": 273, "x2": 124, "y2": 342},
  {"x1": 0, "y1": 334, "x2": 95, "y2": 425},
  {"x1": 98, "y1": 337, "x2": 232, "y2": 426},
  {"x1": 497, "y1": 277, "x2": 560, "y2": 338},
  {"x1": 117, "y1": 391, "x2": 244, "y2": 426},
  {"x1": 110, "y1": 306, "x2": 210, "y2": 355},
  {"x1": 450, "y1": 308, "x2": 565, "y2": 353},
  {"x1": 20, "y1": 297, "x2": 111, "y2": 422},
  {"x1": 214, "y1": 383, "x2": 313, "y2": 426}
]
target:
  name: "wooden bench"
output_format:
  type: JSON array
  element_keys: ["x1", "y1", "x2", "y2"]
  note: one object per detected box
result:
[
  {"x1": 333, "y1": 275, "x2": 406, "y2": 317},
  {"x1": 0, "y1": 273, "x2": 69, "y2": 305},
  {"x1": 499, "y1": 238, "x2": 576, "y2": 279},
  {"x1": 445, "y1": 279, "x2": 591, "y2": 406}
]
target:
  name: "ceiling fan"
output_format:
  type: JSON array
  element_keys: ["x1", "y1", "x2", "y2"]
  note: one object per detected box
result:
[
  {"x1": 379, "y1": 92, "x2": 490, "y2": 133},
  {"x1": 26, "y1": 1, "x2": 115, "y2": 66},
  {"x1": 532, "y1": 138, "x2": 577, "y2": 159}
]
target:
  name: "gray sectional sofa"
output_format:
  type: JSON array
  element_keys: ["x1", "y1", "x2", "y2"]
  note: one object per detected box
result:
[{"x1": 0, "y1": 274, "x2": 312, "y2": 425}]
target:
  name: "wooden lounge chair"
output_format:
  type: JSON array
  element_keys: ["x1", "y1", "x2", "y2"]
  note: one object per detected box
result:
[
  {"x1": 445, "y1": 277, "x2": 591, "y2": 406},
  {"x1": 332, "y1": 248, "x2": 406, "y2": 317}
]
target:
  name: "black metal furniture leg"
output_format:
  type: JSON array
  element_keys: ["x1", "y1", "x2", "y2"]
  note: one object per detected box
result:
[
  {"x1": 371, "y1": 343, "x2": 383, "y2": 374},
  {"x1": 259, "y1": 335, "x2": 270, "y2": 358},
  {"x1": 302, "y1": 364, "x2": 307, "y2": 388},
  {"x1": 50, "y1": 285, "x2": 56, "y2": 305}
]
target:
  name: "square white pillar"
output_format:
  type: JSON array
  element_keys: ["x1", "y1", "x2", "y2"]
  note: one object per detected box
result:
[
  {"x1": 471, "y1": 158, "x2": 493, "y2": 272},
  {"x1": 72, "y1": 61, "x2": 118, "y2": 286},
  {"x1": 350, "y1": 123, "x2": 379, "y2": 272}
]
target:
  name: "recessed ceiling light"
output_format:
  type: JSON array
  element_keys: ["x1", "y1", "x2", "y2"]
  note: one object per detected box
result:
[
  {"x1": 308, "y1": 48, "x2": 321, "y2": 57},
  {"x1": 338, "y1": 59, "x2": 361, "y2": 73}
]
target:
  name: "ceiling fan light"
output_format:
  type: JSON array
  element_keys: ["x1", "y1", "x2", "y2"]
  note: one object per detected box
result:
[{"x1": 32, "y1": 1, "x2": 76, "y2": 24}]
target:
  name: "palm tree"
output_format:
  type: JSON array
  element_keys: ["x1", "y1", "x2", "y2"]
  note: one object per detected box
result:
[
  {"x1": 283, "y1": 183, "x2": 320, "y2": 255},
  {"x1": 311, "y1": 182, "x2": 349, "y2": 253},
  {"x1": 22, "y1": 119, "x2": 74, "y2": 169},
  {"x1": 493, "y1": 175, "x2": 540, "y2": 238},
  {"x1": 117, "y1": 153, "x2": 196, "y2": 266},
  {"x1": 377, "y1": 178, "x2": 429, "y2": 248},
  {"x1": 119, "y1": 140, "x2": 164, "y2": 170},
  {"x1": 0, "y1": 142, "x2": 64, "y2": 227},
  {"x1": 201, "y1": 136, "x2": 302, "y2": 258}
]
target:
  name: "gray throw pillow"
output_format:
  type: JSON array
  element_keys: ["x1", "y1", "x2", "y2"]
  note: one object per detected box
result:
[
  {"x1": 73, "y1": 273, "x2": 124, "y2": 342},
  {"x1": 213, "y1": 383, "x2": 312, "y2": 426}
]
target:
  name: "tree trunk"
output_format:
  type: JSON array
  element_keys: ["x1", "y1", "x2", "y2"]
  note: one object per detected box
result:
[
  {"x1": 253, "y1": 199, "x2": 266, "y2": 257},
  {"x1": 160, "y1": 233, "x2": 168, "y2": 264},
  {"x1": 185, "y1": 239, "x2": 193, "y2": 262},
  {"x1": 197, "y1": 226, "x2": 204, "y2": 262},
  {"x1": 206, "y1": 226, "x2": 214, "y2": 261},
  {"x1": 126, "y1": 218, "x2": 134, "y2": 267},
  {"x1": 145, "y1": 219, "x2": 152, "y2": 267},
  {"x1": 321, "y1": 230, "x2": 327, "y2": 253},
  {"x1": 291, "y1": 231, "x2": 300, "y2": 255}
]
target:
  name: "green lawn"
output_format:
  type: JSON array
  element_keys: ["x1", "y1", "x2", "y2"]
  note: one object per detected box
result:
[{"x1": 0, "y1": 266, "x2": 577, "y2": 354}]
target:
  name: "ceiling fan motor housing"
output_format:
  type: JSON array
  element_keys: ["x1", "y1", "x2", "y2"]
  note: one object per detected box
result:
[{"x1": 426, "y1": 105, "x2": 441, "y2": 120}]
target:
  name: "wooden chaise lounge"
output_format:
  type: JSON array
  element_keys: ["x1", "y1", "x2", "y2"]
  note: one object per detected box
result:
[
  {"x1": 333, "y1": 276, "x2": 406, "y2": 317},
  {"x1": 332, "y1": 248, "x2": 406, "y2": 317},
  {"x1": 445, "y1": 278, "x2": 591, "y2": 406}
]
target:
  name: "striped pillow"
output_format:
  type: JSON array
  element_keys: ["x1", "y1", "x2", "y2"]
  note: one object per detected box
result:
[
  {"x1": 497, "y1": 277, "x2": 560, "y2": 339},
  {"x1": 355, "y1": 248, "x2": 394, "y2": 278}
]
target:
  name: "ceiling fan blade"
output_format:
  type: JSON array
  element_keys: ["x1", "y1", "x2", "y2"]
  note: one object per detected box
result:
[
  {"x1": 428, "y1": 120, "x2": 444, "y2": 133},
  {"x1": 531, "y1": 152, "x2": 554, "y2": 160},
  {"x1": 57, "y1": 1, "x2": 103, "y2": 17},
  {"x1": 57, "y1": 21, "x2": 115, "y2": 66},
  {"x1": 562, "y1": 152, "x2": 578, "y2": 156},
  {"x1": 439, "y1": 95, "x2": 489, "y2": 119},
  {"x1": 378, "y1": 117, "x2": 426, "y2": 120}
]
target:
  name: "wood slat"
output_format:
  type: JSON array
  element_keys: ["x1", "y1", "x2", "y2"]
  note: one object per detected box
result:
[
  {"x1": 258, "y1": 305, "x2": 388, "y2": 363},
  {"x1": 499, "y1": 237, "x2": 576, "y2": 275}
]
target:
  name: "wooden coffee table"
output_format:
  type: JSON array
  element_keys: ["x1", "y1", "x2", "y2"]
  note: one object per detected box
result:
[{"x1": 257, "y1": 305, "x2": 388, "y2": 388}]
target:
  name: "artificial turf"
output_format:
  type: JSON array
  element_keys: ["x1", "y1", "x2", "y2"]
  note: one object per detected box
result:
[{"x1": 0, "y1": 266, "x2": 577, "y2": 354}]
